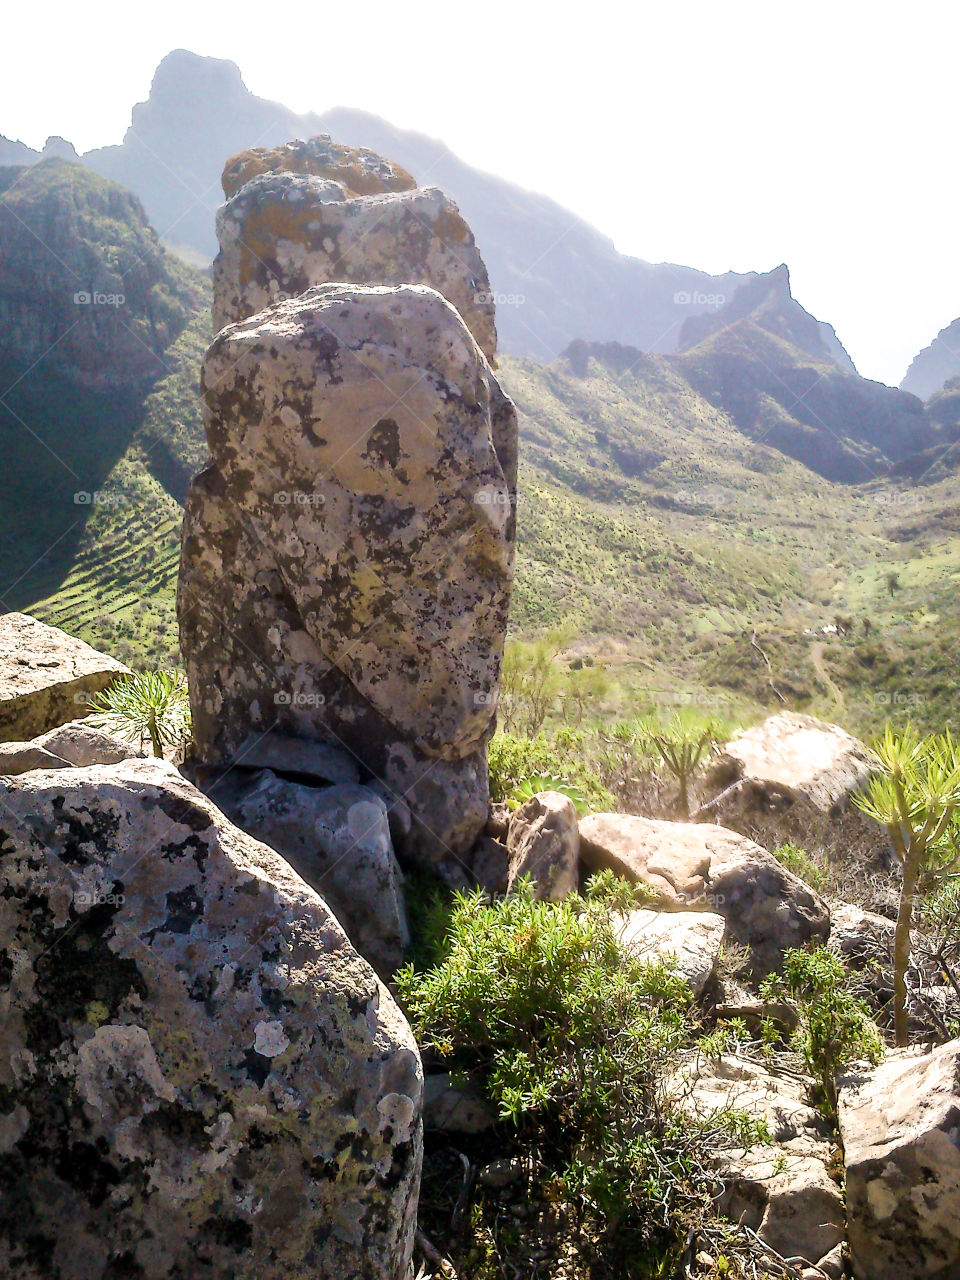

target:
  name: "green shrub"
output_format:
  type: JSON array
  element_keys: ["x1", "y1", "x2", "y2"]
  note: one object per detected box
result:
[
  {"x1": 761, "y1": 947, "x2": 883, "y2": 1126},
  {"x1": 398, "y1": 873, "x2": 767, "y2": 1269},
  {"x1": 488, "y1": 731, "x2": 614, "y2": 812},
  {"x1": 772, "y1": 841, "x2": 825, "y2": 890}
]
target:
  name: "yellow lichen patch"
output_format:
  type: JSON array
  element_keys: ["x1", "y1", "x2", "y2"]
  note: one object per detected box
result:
[
  {"x1": 221, "y1": 139, "x2": 416, "y2": 199},
  {"x1": 232, "y1": 203, "x2": 329, "y2": 288},
  {"x1": 430, "y1": 206, "x2": 471, "y2": 247}
]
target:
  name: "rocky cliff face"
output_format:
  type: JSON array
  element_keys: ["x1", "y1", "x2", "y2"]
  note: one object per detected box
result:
[
  {"x1": 0, "y1": 159, "x2": 204, "y2": 388},
  {"x1": 901, "y1": 313, "x2": 960, "y2": 400}
]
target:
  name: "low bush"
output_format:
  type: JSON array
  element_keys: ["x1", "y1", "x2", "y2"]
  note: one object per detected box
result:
[{"x1": 398, "y1": 873, "x2": 768, "y2": 1274}]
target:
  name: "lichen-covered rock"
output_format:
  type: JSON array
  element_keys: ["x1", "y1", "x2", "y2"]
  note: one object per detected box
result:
[
  {"x1": 213, "y1": 173, "x2": 497, "y2": 360},
  {"x1": 221, "y1": 134, "x2": 416, "y2": 201},
  {"x1": 616, "y1": 908, "x2": 725, "y2": 994},
  {"x1": 179, "y1": 283, "x2": 516, "y2": 874},
  {"x1": 225, "y1": 773, "x2": 409, "y2": 981},
  {"x1": 0, "y1": 612, "x2": 128, "y2": 743},
  {"x1": 0, "y1": 758, "x2": 422, "y2": 1280},
  {"x1": 505, "y1": 791, "x2": 579, "y2": 901},
  {"x1": 840, "y1": 1037, "x2": 960, "y2": 1280},
  {"x1": 579, "y1": 814, "x2": 829, "y2": 973},
  {"x1": 718, "y1": 712, "x2": 873, "y2": 815}
]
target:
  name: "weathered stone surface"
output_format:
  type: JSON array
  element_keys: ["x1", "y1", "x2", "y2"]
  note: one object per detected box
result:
[
  {"x1": 681, "y1": 1055, "x2": 843, "y2": 1269},
  {"x1": 579, "y1": 814, "x2": 829, "y2": 972},
  {"x1": 471, "y1": 835, "x2": 509, "y2": 896},
  {"x1": 423, "y1": 1073, "x2": 497, "y2": 1135},
  {"x1": 226, "y1": 773, "x2": 409, "y2": 980},
  {"x1": 840, "y1": 1038, "x2": 960, "y2": 1280},
  {"x1": 829, "y1": 901, "x2": 896, "y2": 971},
  {"x1": 718, "y1": 712, "x2": 873, "y2": 814},
  {"x1": 179, "y1": 283, "x2": 517, "y2": 874},
  {"x1": 230, "y1": 730, "x2": 359, "y2": 785},
  {"x1": 0, "y1": 719, "x2": 144, "y2": 775},
  {"x1": 214, "y1": 173, "x2": 497, "y2": 360},
  {"x1": 221, "y1": 134, "x2": 416, "y2": 201},
  {"x1": 0, "y1": 758, "x2": 422, "y2": 1280},
  {"x1": 617, "y1": 908, "x2": 725, "y2": 994},
  {"x1": 0, "y1": 612, "x2": 128, "y2": 743},
  {"x1": 506, "y1": 791, "x2": 579, "y2": 901}
]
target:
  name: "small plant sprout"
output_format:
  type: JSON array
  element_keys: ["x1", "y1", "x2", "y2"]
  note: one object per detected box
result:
[{"x1": 88, "y1": 670, "x2": 192, "y2": 758}]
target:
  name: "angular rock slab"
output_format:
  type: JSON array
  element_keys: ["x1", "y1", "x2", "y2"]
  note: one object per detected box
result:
[
  {"x1": 680, "y1": 1054, "x2": 843, "y2": 1269},
  {"x1": 0, "y1": 718, "x2": 146, "y2": 776},
  {"x1": 228, "y1": 774, "x2": 409, "y2": 981},
  {"x1": 0, "y1": 612, "x2": 128, "y2": 743},
  {"x1": 179, "y1": 283, "x2": 516, "y2": 873},
  {"x1": 506, "y1": 791, "x2": 580, "y2": 901},
  {"x1": 0, "y1": 758, "x2": 422, "y2": 1280},
  {"x1": 617, "y1": 908, "x2": 725, "y2": 995},
  {"x1": 214, "y1": 173, "x2": 497, "y2": 361},
  {"x1": 719, "y1": 712, "x2": 873, "y2": 814},
  {"x1": 579, "y1": 814, "x2": 829, "y2": 973},
  {"x1": 840, "y1": 1038, "x2": 960, "y2": 1280},
  {"x1": 221, "y1": 133, "x2": 417, "y2": 201}
]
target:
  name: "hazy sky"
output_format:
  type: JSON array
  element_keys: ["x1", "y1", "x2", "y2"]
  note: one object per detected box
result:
[{"x1": 4, "y1": 0, "x2": 958, "y2": 386}]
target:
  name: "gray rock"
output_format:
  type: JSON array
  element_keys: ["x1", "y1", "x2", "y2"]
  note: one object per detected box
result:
[
  {"x1": 227, "y1": 774, "x2": 409, "y2": 980},
  {"x1": 616, "y1": 908, "x2": 725, "y2": 994},
  {"x1": 579, "y1": 814, "x2": 829, "y2": 974},
  {"x1": 840, "y1": 1037, "x2": 960, "y2": 1280},
  {"x1": 471, "y1": 835, "x2": 509, "y2": 895},
  {"x1": 0, "y1": 757, "x2": 421, "y2": 1280},
  {"x1": 214, "y1": 172, "x2": 497, "y2": 361},
  {"x1": 231, "y1": 730, "x2": 359, "y2": 785},
  {"x1": 0, "y1": 612, "x2": 128, "y2": 743},
  {"x1": 719, "y1": 712, "x2": 873, "y2": 815},
  {"x1": 506, "y1": 791, "x2": 580, "y2": 901},
  {"x1": 37, "y1": 718, "x2": 145, "y2": 767},
  {"x1": 423, "y1": 1073, "x2": 497, "y2": 1134}
]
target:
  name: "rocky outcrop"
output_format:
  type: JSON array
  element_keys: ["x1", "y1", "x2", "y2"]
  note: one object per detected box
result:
[
  {"x1": 682, "y1": 1055, "x2": 844, "y2": 1272},
  {"x1": 505, "y1": 791, "x2": 580, "y2": 901},
  {"x1": 213, "y1": 171, "x2": 496, "y2": 359},
  {"x1": 179, "y1": 278, "x2": 516, "y2": 875},
  {"x1": 840, "y1": 1038, "x2": 960, "y2": 1280},
  {"x1": 0, "y1": 757, "x2": 421, "y2": 1279},
  {"x1": 579, "y1": 814, "x2": 829, "y2": 973},
  {"x1": 717, "y1": 712, "x2": 873, "y2": 815},
  {"x1": 617, "y1": 908, "x2": 725, "y2": 994},
  {"x1": 0, "y1": 613, "x2": 128, "y2": 743}
]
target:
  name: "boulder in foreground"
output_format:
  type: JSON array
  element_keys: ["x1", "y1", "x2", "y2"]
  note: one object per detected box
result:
[{"x1": 0, "y1": 758, "x2": 422, "y2": 1279}]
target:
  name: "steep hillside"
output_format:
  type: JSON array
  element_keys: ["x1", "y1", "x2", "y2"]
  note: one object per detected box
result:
[{"x1": 901, "y1": 314, "x2": 960, "y2": 400}]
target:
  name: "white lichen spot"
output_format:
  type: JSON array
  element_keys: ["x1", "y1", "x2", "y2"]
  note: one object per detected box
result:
[
  {"x1": 866, "y1": 1175, "x2": 899, "y2": 1221},
  {"x1": 279, "y1": 404, "x2": 301, "y2": 429},
  {"x1": 253, "y1": 1020, "x2": 290, "y2": 1058},
  {"x1": 377, "y1": 1091, "x2": 417, "y2": 1141}
]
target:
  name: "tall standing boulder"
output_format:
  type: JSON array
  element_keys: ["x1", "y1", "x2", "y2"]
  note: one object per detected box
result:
[
  {"x1": 179, "y1": 282, "x2": 516, "y2": 877},
  {"x1": 0, "y1": 757, "x2": 422, "y2": 1280}
]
